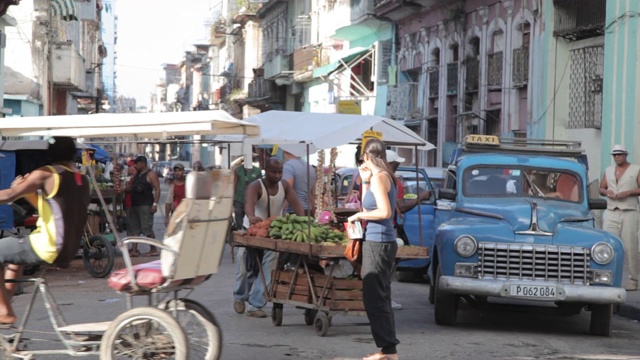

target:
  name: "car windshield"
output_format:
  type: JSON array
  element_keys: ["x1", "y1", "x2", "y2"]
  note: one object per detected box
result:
[{"x1": 463, "y1": 166, "x2": 582, "y2": 202}]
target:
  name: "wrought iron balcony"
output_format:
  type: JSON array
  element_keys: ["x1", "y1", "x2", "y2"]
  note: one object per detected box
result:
[
  {"x1": 428, "y1": 69, "x2": 439, "y2": 98},
  {"x1": 554, "y1": 0, "x2": 605, "y2": 41},
  {"x1": 513, "y1": 47, "x2": 529, "y2": 86},
  {"x1": 447, "y1": 63, "x2": 458, "y2": 94},
  {"x1": 465, "y1": 58, "x2": 479, "y2": 92},
  {"x1": 487, "y1": 51, "x2": 503, "y2": 87},
  {"x1": 247, "y1": 78, "x2": 273, "y2": 100}
]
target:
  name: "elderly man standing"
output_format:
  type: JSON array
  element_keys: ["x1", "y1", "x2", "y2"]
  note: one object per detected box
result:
[{"x1": 599, "y1": 144, "x2": 640, "y2": 291}]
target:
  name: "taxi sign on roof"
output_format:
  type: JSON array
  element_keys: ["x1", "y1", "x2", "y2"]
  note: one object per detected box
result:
[{"x1": 465, "y1": 135, "x2": 500, "y2": 145}]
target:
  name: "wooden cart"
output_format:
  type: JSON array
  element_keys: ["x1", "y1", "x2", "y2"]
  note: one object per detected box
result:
[{"x1": 232, "y1": 232, "x2": 429, "y2": 336}]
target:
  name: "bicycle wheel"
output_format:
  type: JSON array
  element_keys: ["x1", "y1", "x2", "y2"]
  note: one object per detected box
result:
[
  {"x1": 100, "y1": 307, "x2": 189, "y2": 359},
  {"x1": 158, "y1": 299, "x2": 222, "y2": 360},
  {"x1": 83, "y1": 235, "x2": 115, "y2": 278}
]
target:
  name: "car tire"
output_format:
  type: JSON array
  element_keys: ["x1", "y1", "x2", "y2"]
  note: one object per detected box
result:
[
  {"x1": 589, "y1": 303, "x2": 612, "y2": 337},
  {"x1": 395, "y1": 270, "x2": 417, "y2": 283},
  {"x1": 434, "y1": 265, "x2": 458, "y2": 325}
]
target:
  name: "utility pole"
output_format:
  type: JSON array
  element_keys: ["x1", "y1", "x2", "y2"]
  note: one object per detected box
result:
[{"x1": 48, "y1": 2, "x2": 54, "y2": 116}]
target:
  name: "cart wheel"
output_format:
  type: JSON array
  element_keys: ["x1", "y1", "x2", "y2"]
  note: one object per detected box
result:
[
  {"x1": 100, "y1": 307, "x2": 188, "y2": 359},
  {"x1": 314, "y1": 312, "x2": 330, "y2": 337},
  {"x1": 158, "y1": 298, "x2": 223, "y2": 360},
  {"x1": 304, "y1": 309, "x2": 317, "y2": 325},
  {"x1": 272, "y1": 304, "x2": 283, "y2": 326},
  {"x1": 83, "y1": 235, "x2": 115, "y2": 278}
]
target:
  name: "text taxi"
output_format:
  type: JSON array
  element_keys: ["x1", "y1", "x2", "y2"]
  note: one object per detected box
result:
[{"x1": 430, "y1": 136, "x2": 626, "y2": 336}]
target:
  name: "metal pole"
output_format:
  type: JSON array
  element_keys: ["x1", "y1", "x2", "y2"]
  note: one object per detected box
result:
[
  {"x1": 416, "y1": 145, "x2": 423, "y2": 247},
  {"x1": 48, "y1": 3, "x2": 54, "y2": 115}
]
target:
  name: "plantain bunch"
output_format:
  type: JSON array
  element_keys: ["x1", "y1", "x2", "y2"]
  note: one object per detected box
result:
[{"x1": 268, "y1": 214, "x2": 348, "y2": 245}]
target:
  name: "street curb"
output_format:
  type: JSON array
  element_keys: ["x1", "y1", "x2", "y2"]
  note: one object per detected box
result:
[{"x1": 617, "y1": 303, "x2": 640, "y2": 322}]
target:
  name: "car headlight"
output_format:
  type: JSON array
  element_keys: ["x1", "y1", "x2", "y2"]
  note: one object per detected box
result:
[
  {"x1": 591, "y1": 242, "x2": 614, "y2": 265},
  {"x1": 454, "y1": 235, "x2": 477, "y2": 257}
]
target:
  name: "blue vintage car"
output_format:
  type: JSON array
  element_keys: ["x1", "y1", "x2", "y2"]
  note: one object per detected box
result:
[{"x1": 430, "y1": 136, "x2": 626, "y2": 337}]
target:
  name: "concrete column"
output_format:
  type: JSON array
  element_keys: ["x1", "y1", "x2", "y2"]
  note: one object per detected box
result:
[
  {"x1": 503, "y1": 0, "x2": 514, "y2": 134},
  {"x1": 478, "y1": 6, "x2": 489, "y2": 134}
]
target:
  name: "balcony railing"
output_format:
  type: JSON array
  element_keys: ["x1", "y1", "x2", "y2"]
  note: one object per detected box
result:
[
  {"x1": 447, "y1": 63, "x2": 458, "y2": 94},
  {"x1": 428, "y1": 69, "x2": 439, "y2": 98},
  {"x1": 52, "y1": 42, "x2": 86, "y2": 92},
  {"x1": 248, "y1": 78, "x2": 273, "y2": 99},
  {"x1": 487, "y1": 51, "x2": 503, "y2": 87},
  {"x1": 513, "y1": 47, "x2": 529, "y2": 86},
  {"x1": 554, "y1": 0, "x2": 605, "y2": 41},
  {"x1": 293, "y1": 45, "x2": 317, "y2": 72},
  {"x1": 465, "y1": 58, "x2": 479, "y2": 92}
]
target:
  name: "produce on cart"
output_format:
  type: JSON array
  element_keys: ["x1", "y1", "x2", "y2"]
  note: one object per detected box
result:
[{"x1": 233, "y1": 214, "x2": 428, "y2": 336}]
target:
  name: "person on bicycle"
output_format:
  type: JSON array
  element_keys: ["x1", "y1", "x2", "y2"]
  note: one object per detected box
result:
[{"x1": 0, "y1": 137, "x2": 90, "y2": 325}]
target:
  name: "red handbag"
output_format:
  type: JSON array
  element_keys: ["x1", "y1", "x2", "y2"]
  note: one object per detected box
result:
[{"x1": 344, "y1": 238, "x2": 362, "y2": 263}]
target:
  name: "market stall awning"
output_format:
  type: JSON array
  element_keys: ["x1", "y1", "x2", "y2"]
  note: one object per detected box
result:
[
  {"x1": 0, "y1": 139, "x2": 90, "y2": 150},
  {"x1": 0, "y1": 110, "x2": 260, "y2": 138},
  {"x1": 313, "y1": 47, "x2": 372, "y2": 78},
  {"x1": 244, "y1": 111, "x2": 434, "y2": 152}
]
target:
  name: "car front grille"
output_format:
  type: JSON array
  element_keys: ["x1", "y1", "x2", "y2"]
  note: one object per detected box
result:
[{"x1": 478, "y1": 243, "x2": 591, "y2": 285}]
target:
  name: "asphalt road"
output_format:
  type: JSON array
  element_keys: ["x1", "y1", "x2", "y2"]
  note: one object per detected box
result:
[{"x1": 5, "y1": 248, "x2": 640, "y2": 360}]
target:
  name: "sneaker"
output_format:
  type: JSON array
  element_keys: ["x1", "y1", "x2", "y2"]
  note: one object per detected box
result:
[
  {"x1": 247, "y1": 309, "x2": 267, "y2": 318},
  {"x1": 626, "y1": 280, "x2": 638, "y2": 291},
  {"x1": 391, "y1": 300, "x2": 403, "y2": 310},
  {"x1": 233, "y1": 300, "x2": 245, "y2": 314}
]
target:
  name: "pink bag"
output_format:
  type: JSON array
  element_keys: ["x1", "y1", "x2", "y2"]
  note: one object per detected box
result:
[{"x1": 344, "y1": 191, "x2": 361, "y2": 209}]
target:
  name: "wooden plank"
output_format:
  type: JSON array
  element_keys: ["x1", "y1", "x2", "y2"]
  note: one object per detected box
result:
[
  {"x1": 274, "y1": 284, "x2": 309, "y2": 296},
  {"x1": 273, "y1": 291, "x2": 309, "y2": 303},
  {"x1": 274, "y1": 271, "x2": 310, "y2": 287},
  {"x1": 328, "y1": 300, "x2": 365, "y2": 311},
  {"x1": 397, "y1": 245, "x2": 429, "y2": 258},
  {"x1": 277, "y1": 240, "x2": 313, "y2": 255},
  {"x1": 332, "y1": 278, "x2": 363, "y2": 290},
  {"x1": 234, "y1": 233, "x2": 429, "y2": 259},
  {"x1": 329, "y1": 289, "x2": 363, "y2": 301}
]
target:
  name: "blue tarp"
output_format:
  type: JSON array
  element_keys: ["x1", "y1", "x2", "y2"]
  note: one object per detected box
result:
[{"x1": 78, "y1": 144, "x2": 110, "y2": 163}]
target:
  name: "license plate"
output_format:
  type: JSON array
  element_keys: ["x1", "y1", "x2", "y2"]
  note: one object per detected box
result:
[{"x1": 509, "y1": 284, "x2": 557, "y2": 299}]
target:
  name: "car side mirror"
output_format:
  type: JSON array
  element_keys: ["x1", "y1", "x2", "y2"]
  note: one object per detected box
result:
[
  {"x1": 438, "y1": 188, "x2": 457, "y2": 201},
  {"x1": 588, "y1": 198, "x2": 607, "y2": 210}
]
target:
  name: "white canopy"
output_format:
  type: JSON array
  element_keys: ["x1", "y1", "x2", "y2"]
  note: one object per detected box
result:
[
  {"x1": 0, "y1": 110, "x2": 259, "y2": 138},
  {"x1": 243, "y1": 111, "x2": 434, "y2": 152},
  {"x1": 0, "y1": 139, "x2": 91, "y2": 150}
]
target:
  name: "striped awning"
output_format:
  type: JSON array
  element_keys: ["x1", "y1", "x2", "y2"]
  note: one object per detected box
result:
[{"x1": 50, "y1": 0, "x2": 78, "y2": 21}]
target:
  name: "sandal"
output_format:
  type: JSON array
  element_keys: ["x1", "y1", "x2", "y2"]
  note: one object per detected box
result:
[
  {"x1": 363, "y1": 353, "x2": 398, "y2": 360},
  {"x1": 129, "y1": 250, "x2": 140, "y2": 258},
  {"x1": 142, "y1": 251, "x2": 159, "y2": 257}
]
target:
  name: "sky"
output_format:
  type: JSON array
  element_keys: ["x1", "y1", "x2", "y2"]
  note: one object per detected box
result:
[{"x1": 115, "y1": 0, "x2": 217, "y2": 108}]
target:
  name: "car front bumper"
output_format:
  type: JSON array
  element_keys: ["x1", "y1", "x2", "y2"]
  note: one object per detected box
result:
[{"x1": 439, "y1": 276, "x2": 627, "y2": 304}]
